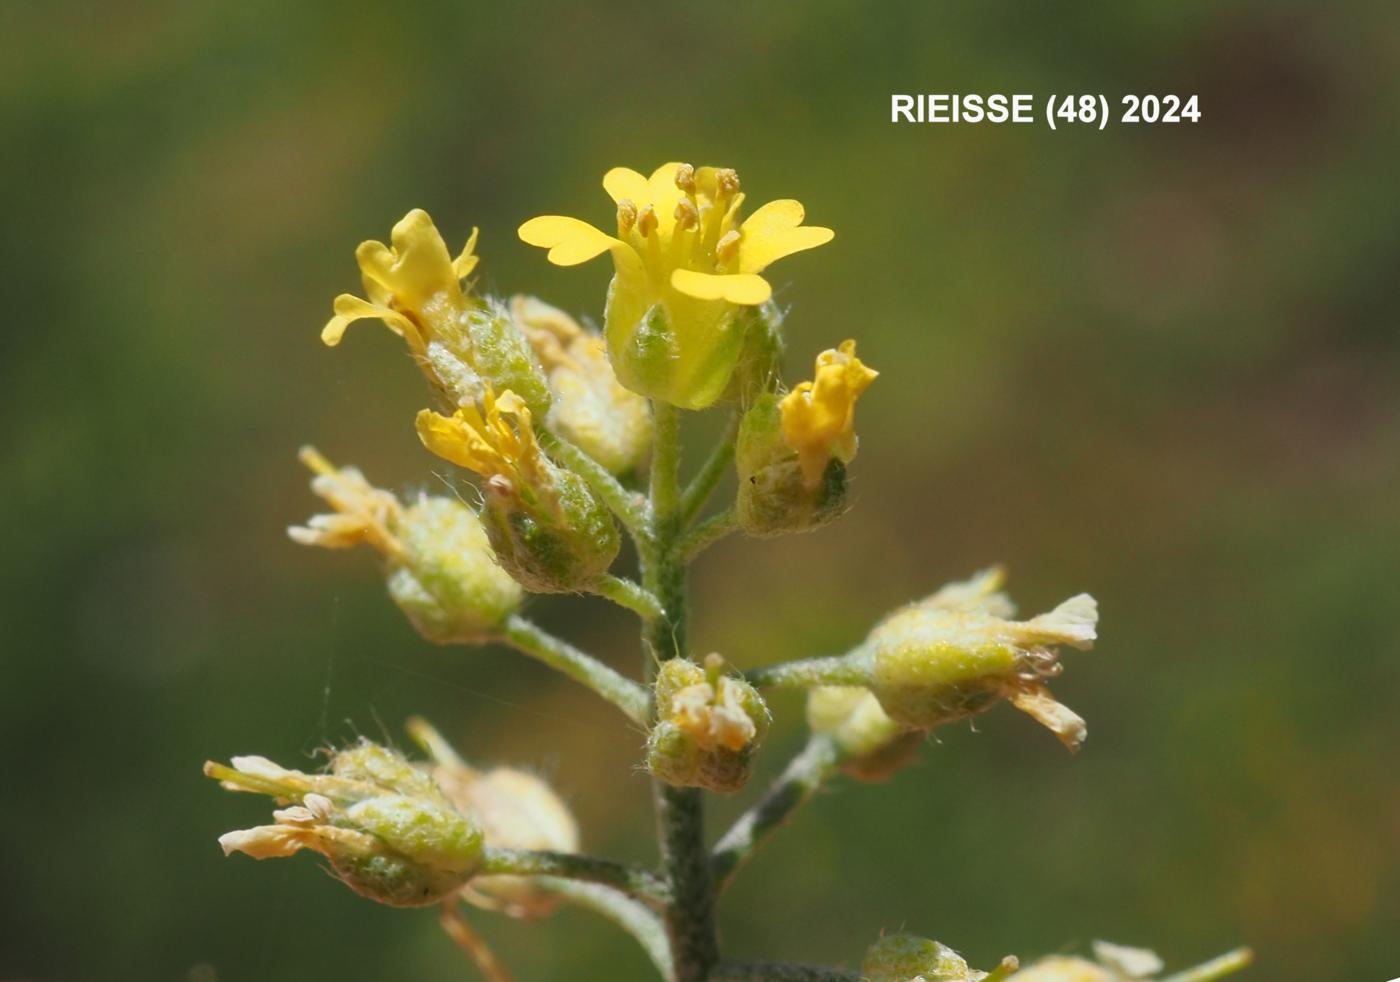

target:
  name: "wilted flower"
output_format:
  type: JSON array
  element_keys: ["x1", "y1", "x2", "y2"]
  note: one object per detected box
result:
[
  {"x1": 519, "y1": 162, "x2": 832, "y2": 408},
  {"x1": 289, "y1": 447, "x2": 522, "y2": 643},
  {"x1": 205, "y1": 743, "x2": 482, "y2": 908},
  {"x1": 868, "y1": 568, "x2": 1098, "y2": 750}
]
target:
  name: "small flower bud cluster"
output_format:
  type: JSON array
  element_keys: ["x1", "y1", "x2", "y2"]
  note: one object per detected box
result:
[
  {"x1": 647, "y1": 655, "x2": 771, "y2": 793},
  {"x1": 205, "y1": 742, "x2": 483, "y2": 908}
]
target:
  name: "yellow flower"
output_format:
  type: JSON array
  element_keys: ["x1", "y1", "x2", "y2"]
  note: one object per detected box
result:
[
  {"x1": 415, "y1": 388, "x2": 551, "y2": 497},
  {"x1": 417, "y1": 388, "x2": 620, "y2": 593},
  {"x1": 779, "y1": 340, "x2": 878, "y2": 488},
  {"x1": 322, "y1": 208, "x2": 479, "y2": 355},
  {"x1": 518, "y1": 162, "x2": 834, "y2": 408}
]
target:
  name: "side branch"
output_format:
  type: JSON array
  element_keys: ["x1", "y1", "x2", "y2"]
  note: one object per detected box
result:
[
  {"x1": 479, "y1": 847, "x2": 670, "y2": 905},
  {"x1": 709, "y1": 962, "x2": 860, "y2": 982},
  {"x1": 711, "y1": 734, "x2": 841, "y2": 891},
  {"x1": 680, "y1": 411, "x2": 739, "y2": 524},
  {"x1": 743, "y1": 649, "x2": 872, "y2": 690},
  {"x1": 675, "y1": 507, "x2": 738, "y2": 563},
  {"x1": 502, "y1": 615, "x2": 650, "y2": 725},
  {"x1": 589, "y1": 573, "x2": 666, "y2": 621}
]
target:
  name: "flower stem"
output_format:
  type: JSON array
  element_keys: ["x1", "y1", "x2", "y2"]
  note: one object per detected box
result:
[
  {"x1": 502, "y1": 615, "x2": 650, "y2": 725},
  {"x1": 675, "y1": 507, "x2": 738, "y2": 563},
  {"x1": 643, "y1": 400, "x2": 719, "y2": 982},
  {"x1": 479, "y1": 846, "x2": 669, "y2": 904},
  {"x1": 541, "y1": 429, "x2": 651, "y2": 543},
  {"x1": 680, "y1": 411, "x2": 739, "y2": 525},
  {"x1": 711, "y1": 734, "x2": 841, "y2": 892},
  {"x1": 590, "y1": 573, "x2": 666, "y2": 621},
  {"x1": 743, "y1": 648, "x2": 873, "y2": 690}
]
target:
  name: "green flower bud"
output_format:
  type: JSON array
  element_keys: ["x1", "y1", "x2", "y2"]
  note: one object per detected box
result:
[
  {"x1": 288, "y1": 449, "x2": 522, "y2": 644},
  {"x1": 646, "y1": 656, "x2": 771, "y2": 793},
  {"x1": 416, "y1": 390, "x2": 621, "y2": 593},
  {"x1": 512, "y1": 295, "x2": 652, "y2": 475},
  {"x1": 204, "y1": 743, "x2": 483, "y2": 909},
  {"x1": 868, "y1": 568, "x2": 1098, "y2": 751},
  {"x1": 735, "y1": 393, "x2": 850, "y2": 536},
  {"x1": 805, "y1": 686, "x2": 922, "y2": 783},
  {"x1": 863, "y1": 934, "x2": 1011, "y2": 982}
]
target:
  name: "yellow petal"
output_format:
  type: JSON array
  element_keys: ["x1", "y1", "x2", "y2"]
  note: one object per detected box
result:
[
  {"x1": 602, "y1": 167, "x2": 649, "y2": 205},
  {"x1": 737, "y1": 199, "x2": 834, "y2": 274},
  {"x1": 670, "y1": 269, "x2": 772, "y2": 305},
  {"x1": 644, "y1": 162, "x2": 686, "y2": 239},
  {"x1": 321, "y1": 294, "x2": 416, "y2": 346},
  {"x1": 518, "y1": 215, "x2": 643, "y2": 279},
  {"x1": 415, "y1": 409, "x2": 502, "y2": 476},
  {"x1": 356, "y1": 209, "x2": 459, "y2": 310},
  {"x1": 453, "y1": 226, "x2": 480, "y2": 280}
]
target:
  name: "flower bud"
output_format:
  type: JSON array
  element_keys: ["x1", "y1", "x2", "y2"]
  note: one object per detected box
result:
[
  {"x1": 416, "y1": 389, "x2": 621, "y2": 592},
  {"x1": 288, "y1": 448, "x2": 522, "y2": 644},
  {"x1": 868, "y1": 568, "x2": 1098, "y2": 751},
  {"x1": 408, "y1": 717, "x2": 579, "y2": 919},
  {"x1": 646, "y1": 655, "x2": 771, "y2": 793},
  {"x1": 805, "y1": 686, "x2": 922, "y2": 783},
  {"x1": 862, "y1": 934, "x2": 1008, "y2": 982},
  {"x1": 204, "y1": 742, "x2": 483, "y2": 908},
  {"x1": 519, "y1": 162, "x2": 833, "y2": 409},
  {"x1": 511, "y1": 295, "x2": 651, "y2": 474},
  {"x1": 321, "y1": 209, "x2": 550, "y2": 414},
  {"x1": 735, "y1": 340, "x2": 876, "y2": 536}
]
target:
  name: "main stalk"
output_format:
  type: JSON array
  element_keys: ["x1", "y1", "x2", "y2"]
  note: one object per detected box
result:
[{"x1": 644, "y1": 402, "x2": 719, "y2": 982}]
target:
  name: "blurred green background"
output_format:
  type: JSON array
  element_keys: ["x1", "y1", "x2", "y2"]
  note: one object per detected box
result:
[{"x1": 3, "y1": 2, "x2": 1397, "y2": 979}]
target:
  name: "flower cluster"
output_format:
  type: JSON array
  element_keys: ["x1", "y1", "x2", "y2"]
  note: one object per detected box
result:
[{"x1": 203, "y1": 160, "x2": 1250, "y2": 982}]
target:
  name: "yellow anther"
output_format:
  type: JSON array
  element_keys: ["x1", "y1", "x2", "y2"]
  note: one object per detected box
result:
[
  {"x1": 616, "y1": 199, "x2": 637, "y2": 237},
  {"x1": 674, "y1": 162, "x2": 696, "y2": 193},
  {"x1": 715, "y1": 168, "x2": 740, "y2": 196},
  {"x1": 637, "y1": 204, "x2": 658, "y2": 238},
  {"x1": 298, "y1": 445, "x2": 338, "y2": 478},
  {"x1": 675, "y1": 197, "x2": 699, "y2": 231},
  {"x1": 715, "y1": 229, "x2": 741, "y2": 265}
]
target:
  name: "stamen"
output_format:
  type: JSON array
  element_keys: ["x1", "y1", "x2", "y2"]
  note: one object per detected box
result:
[
  {"x1": 674, "y1": 197, "x2": 699, "y2": 231},
  {"x1": 715, "y1": 229, "x2": 741, "y2": 265},
  {"x1": 674, "y1": 163, "x2": 696, "y2": 193},
  {"x1": 298, "y1": 445, "x2": 338, "y2": 478},
  {"x1": 616, "y1": 199, "x2": 637, "y2": 237},
  {"x1": 636, "y1": 204, "x2": 658, "y2": 238},
  {"x1": 715, "y1": 168, "x2": 740, "y2": 196}
]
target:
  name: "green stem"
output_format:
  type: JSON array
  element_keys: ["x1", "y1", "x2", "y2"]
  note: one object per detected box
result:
[
  {"x1": 541, "y1": 429, "x2": 651, "y2": 542},
  {"x1": 642, "y1": 400, "x2": 719, "y2": 982},
  {"x1": 709, "y1": 962, "x2": 860, "y2": 981},
  {"x1": 589, "y1": 573, "x2": 666, "y2": 621},
  {"x1": 479, "y1": 846, "x2": 669, "y2": 905},
  {"x1": 502, "y1": 615, "x2": 650, "y2": 725},
  {"x1": 536, "y1": 879, "x2": 676, "y2": 982},
  {"x1": 1161, "y1": 948, "x2": 1254, "y2": 982},
  {"x1": 743, "y1": 647, "x2": 872, "y2": 690},
  {"x1": 711, "y1": 734, "x2": 841, "y2": 891},
  {"x1": 675, "y1": 507, "x2": 738, "y2": 563},
  {"x1": 680, "y1": 411, "x2": 739, "y2": 525}
]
